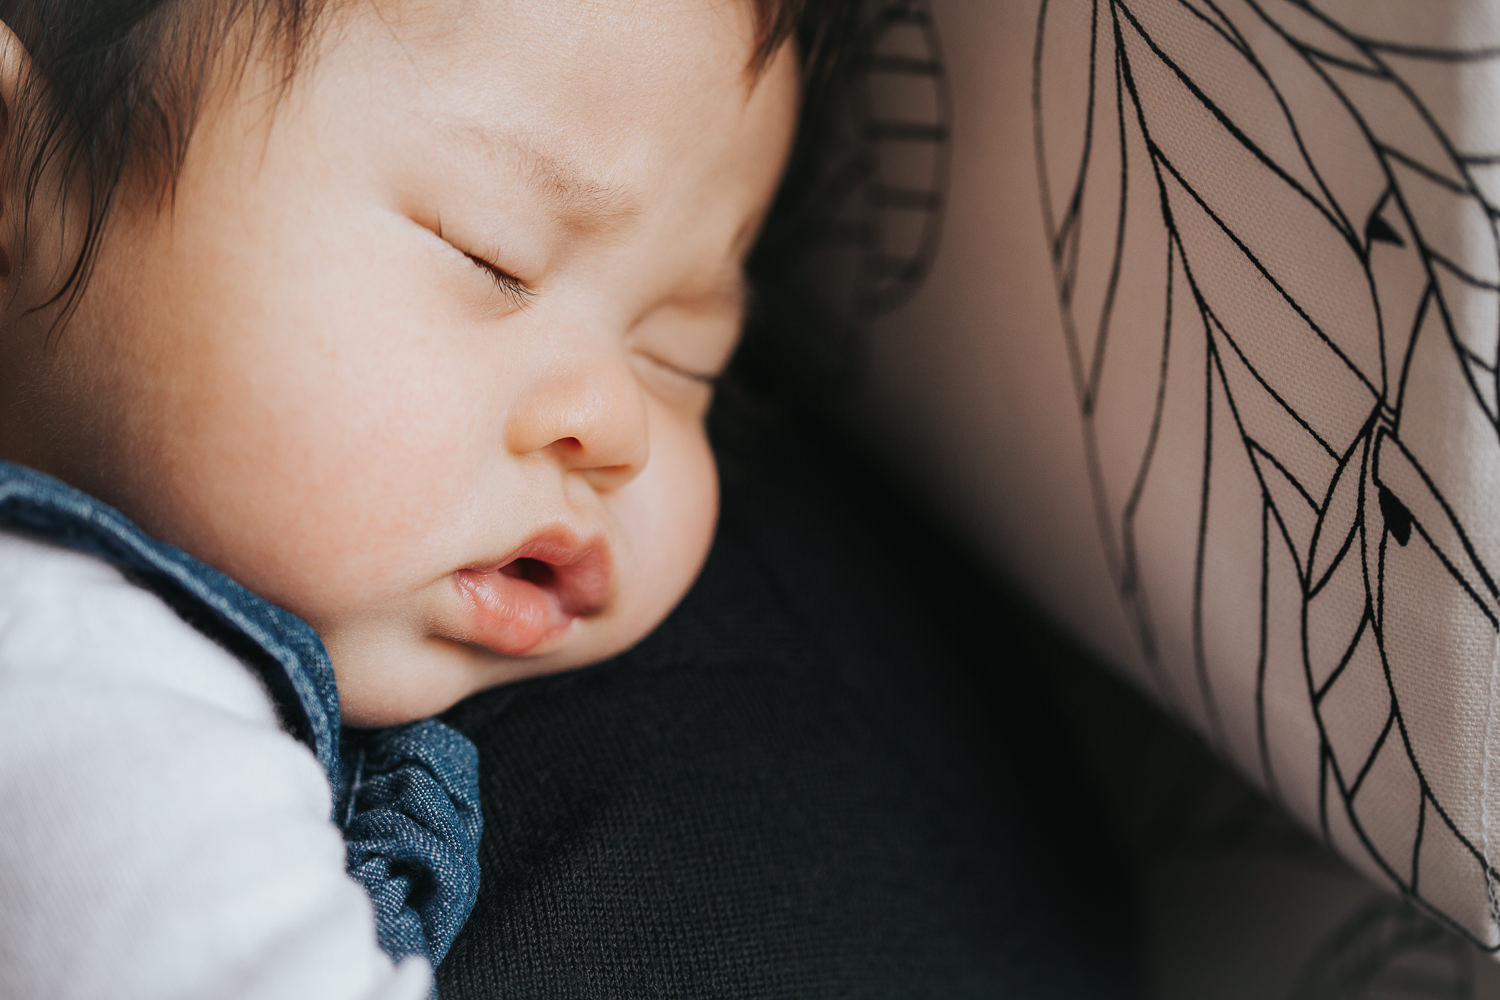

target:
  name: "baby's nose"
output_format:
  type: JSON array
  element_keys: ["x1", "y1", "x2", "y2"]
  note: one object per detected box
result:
[{"x1": 504, "y1": 356, "x2": 650, "y2": 490}]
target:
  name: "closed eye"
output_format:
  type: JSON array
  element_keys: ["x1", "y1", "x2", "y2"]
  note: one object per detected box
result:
[
  {"x1": 648, "y1": 354, "x2": 722, "y2": 387},
  {"x1": 461, "y1": 251, "x2": 535, "y2": 312},
  {"x1": 630, "y1": 350, "x2": 723, "y2": 389},
  {"x1": 434, "y1": 213, "x2": 534, "y2": 312}
]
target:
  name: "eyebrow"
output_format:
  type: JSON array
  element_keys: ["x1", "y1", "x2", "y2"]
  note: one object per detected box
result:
[{"x1": 437, "y1": 119, "x2": 643, "y2": 233}]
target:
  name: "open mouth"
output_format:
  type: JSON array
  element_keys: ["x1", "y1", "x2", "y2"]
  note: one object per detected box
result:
[
  {"x1": 452, "y1": 530, "x2": 614, "y2": 657},
  {"x1": 500, "y1": 557, "x2": 555, "y2": 588}
]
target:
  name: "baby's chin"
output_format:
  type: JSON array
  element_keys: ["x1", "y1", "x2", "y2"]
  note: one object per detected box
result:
[
  {"x1": 318, "y1": 532, "x2": 710, "y2": 727},
  {"x1": 327, "y1": 626, "x2": 630, "y2": 729}
]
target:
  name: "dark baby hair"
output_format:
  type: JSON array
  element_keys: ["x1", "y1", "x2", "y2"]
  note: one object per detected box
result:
[{"x1": 0, "y1": 0, "x2": 853, "y2": 336}]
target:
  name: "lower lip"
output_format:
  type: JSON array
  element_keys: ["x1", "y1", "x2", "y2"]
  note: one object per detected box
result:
[{"x1": 452, "y1": 568, "x2": 571, "y2": 656}]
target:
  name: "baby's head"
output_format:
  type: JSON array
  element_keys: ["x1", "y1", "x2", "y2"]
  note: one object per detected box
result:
[{"x1": 0, "y1": 0, "x2": 811, "y2": 724}]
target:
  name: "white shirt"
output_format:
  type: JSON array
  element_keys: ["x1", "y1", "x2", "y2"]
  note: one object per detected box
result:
[{"x1": 0, "y1": 531, "x2": 432, "y2": 999}]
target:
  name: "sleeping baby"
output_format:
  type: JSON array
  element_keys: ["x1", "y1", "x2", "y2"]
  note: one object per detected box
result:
[{"x1": 0, "y1": 0, "x2": 813, "y2": 995}]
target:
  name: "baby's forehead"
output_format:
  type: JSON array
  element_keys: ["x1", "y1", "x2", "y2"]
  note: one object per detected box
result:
[
  {"x1": 325, "y1": 0, "x2": 784, "y2": 123},
  {"x1": 357, "y1": 0, "x2": 774, "y2": 66},
  {"x1": 324, "y1": 5, "x2": 795, "y2": 211}
]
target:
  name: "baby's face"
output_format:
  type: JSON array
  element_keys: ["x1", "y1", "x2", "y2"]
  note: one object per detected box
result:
[{"x1": 0, "y1": 0, "x2": 798, "y2": 724}]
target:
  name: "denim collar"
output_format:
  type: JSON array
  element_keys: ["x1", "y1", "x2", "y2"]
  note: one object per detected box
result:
[
  {"x1": 0, "y1": 459, "x2": 346, "y2": 795},
  {"x1": 0, "y1": 459, "x2": 481, "y2": 972}
]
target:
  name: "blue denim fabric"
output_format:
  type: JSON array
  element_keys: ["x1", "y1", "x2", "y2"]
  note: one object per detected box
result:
[{"x1": 0, "y1": 459, "x2": 482, "y2": 979}]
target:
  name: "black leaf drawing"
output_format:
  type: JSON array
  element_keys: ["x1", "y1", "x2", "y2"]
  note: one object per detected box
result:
[{"x1": 1035, "y1": 0, "x2": 1500, "y2": 951}]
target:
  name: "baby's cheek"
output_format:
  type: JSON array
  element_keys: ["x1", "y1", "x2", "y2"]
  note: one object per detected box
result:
[
  {"x1": 629, "y1": 421, "x2": 719, "y2": 616},
  {"x1": 257, "y1": 377, "x2": 469, "y2": 579},
  {"x1": 194, "y1": 429, "x2": 455, "y2": 636}
]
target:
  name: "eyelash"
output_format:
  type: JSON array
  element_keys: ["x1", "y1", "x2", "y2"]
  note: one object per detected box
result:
[
  {"x1": 436, "y1": 214, "x2": 534, "y2": 311},
  {"x1": 435, "y1": 216, "x2": 726, "y2": 388},
  {"x1": 462, "y1": 251, "x2": 535, "y2": 312}
]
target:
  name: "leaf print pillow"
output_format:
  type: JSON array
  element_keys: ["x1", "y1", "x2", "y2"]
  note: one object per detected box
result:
[
  {"x1": 810, "y1": 0, "x2": 1500, "y2": 960},
  {"x1": 1032, "y1": 0, "x2": 1500, "y2": 952}
]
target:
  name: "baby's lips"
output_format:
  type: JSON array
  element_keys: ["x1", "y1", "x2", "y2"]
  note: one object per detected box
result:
[
  {"x1": 453, "y1": 529, "x2": 613, "y2": 656},
  {"x1": 498, "y1": 529, "x2": 614, "y2": 618}
]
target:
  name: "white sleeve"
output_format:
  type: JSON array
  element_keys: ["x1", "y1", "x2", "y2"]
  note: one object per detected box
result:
[{"x1": 0, "y1": 534, "x2": 432, "y2": 1000}]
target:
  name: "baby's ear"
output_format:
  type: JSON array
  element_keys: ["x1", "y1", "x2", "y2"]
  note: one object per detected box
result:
[
  {"x1": 0, "y1": 20, "x2": 38, "y2": 283},
  {"x1": 0, "y1": 19, "x2": 27, "y2": 119},
  {"x1": 0, "y1": 20, "x2": 66, "y2": 301}
]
